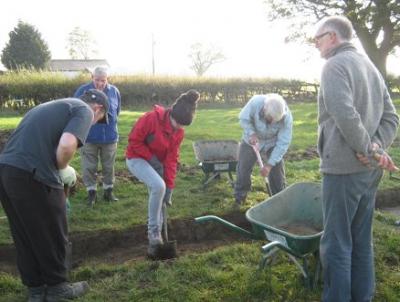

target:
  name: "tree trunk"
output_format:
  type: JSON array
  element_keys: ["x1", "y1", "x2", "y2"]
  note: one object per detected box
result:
[
  {"x1": 356, "y1": 37, "x2": 388, "y2": 78},
  {"x1": 367, "y1": 49, "x2": 387, "y2": 78}
]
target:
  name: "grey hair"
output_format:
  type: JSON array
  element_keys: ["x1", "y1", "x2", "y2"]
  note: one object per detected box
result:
[
  {"x1": 263, "y1": 94, "x2": 286, "y2": 122},
  {"x1": 318, "y1": 16, "x2": 353, "y2": 42},
  {"x1": 93, "y1": 66, "x2": 109, "y2": 77}
]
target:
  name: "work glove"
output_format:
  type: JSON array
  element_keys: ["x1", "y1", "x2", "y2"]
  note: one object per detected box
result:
[
  {"x1": 59, "y1": 166, "x2": 77, "y2": 187},
  {"x1": 148, "y1": 155, "x2": 164, "y2": 177},
  {"x1": 163, "y1": 187, "x2": 173, "y2": 206}
]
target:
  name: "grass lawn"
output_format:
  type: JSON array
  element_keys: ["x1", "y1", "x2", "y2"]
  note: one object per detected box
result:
[{"x1": 0, "y1": 100, "x2": 400, "y2": 301}]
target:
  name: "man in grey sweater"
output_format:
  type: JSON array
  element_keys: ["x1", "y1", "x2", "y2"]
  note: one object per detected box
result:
[{"x1": 314, "y1": 16, "x2": 398, "y2": 302}]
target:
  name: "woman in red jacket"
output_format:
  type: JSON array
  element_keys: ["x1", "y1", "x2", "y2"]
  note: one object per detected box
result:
[{"x1": 126, "y1": 90, "x2": 200, "y2": 257}]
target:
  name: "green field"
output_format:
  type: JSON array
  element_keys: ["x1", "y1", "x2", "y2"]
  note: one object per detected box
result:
[{"x1": 0, "y1": 100, "x2": 399, "y2": 301}]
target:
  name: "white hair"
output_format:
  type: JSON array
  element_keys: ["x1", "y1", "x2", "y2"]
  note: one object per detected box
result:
[
  {"x1": 263, "y1": 94, "x2": 286, "y2": 122},
  {"x1": 317, "y1": 16, "x2": 353, "y2": 42},
  {"x1": 93, "y1": 66, "x2": 109, "y2": 77}
]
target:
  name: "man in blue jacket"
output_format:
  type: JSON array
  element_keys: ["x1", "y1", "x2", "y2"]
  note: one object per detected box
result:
[
  {"x1": 74, "y1": 66, "x2": 121, "y2": 206},
  {"x1": 234, "y1": 93, "x2": 293, "y2": 206}
]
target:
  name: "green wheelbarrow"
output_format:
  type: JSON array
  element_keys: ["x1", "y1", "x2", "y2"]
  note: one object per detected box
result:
[{"x1": 195, "y1": 182, "x2": 323, "y2": 288}]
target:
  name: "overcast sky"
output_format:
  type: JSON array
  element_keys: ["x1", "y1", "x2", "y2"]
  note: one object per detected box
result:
[{"x1": 0, "y1": 0, "x2": 399, "y2": 80}]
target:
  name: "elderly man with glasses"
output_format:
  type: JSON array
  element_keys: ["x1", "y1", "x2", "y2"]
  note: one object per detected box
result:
[{"x1": 314, "y1": 16, "x2": 398, "y2": 302}]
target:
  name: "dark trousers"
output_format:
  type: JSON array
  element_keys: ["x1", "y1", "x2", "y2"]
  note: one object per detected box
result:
[
  {"x1": 0, "y1": 164, "x2": 68, "y2": 287},
  {"x1": 234, "y1": 142, "x2": 286, "y2": 201}
]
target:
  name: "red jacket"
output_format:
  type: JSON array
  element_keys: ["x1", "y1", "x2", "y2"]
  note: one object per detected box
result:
[{"x1": 125, "y1": 105, "x2": 184, "y2": 188}]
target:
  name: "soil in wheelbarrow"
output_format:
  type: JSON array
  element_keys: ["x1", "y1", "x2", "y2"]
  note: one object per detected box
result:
[{"x1": 274, "y1": 222, "x2": 322, "y2": 236}]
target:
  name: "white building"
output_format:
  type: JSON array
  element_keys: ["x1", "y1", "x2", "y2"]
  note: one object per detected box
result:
[{"x1": 48, "y1": 59, "x2": 110, "y2": 77}]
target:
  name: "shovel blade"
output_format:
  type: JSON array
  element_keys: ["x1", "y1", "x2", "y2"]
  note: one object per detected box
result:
[{"x1": 147, "y1": 240, "x2": 178, "y2": 260}]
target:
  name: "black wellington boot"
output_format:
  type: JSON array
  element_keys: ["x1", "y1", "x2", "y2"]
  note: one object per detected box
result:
[
  {"x1": 103, "y1": 188, "x2": 118, "y2": 202},
  {"x1": 87, "y1": 190, "x2": 97, "y2": 207}
]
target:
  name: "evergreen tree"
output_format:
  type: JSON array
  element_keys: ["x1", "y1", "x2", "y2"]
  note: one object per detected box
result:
[{"x1": 1, "y1": 21, "x2": 51, "y2": 70}]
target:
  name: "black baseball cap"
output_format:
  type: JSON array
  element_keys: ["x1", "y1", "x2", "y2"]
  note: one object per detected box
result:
[{"x1": 80, "y1": 89, "x2": 109, "y2": 124}]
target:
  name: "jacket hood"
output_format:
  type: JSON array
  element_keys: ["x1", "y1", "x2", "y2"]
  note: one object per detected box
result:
[{"x1": 153, "y1": 105, "x2": 173, "y2": 131}]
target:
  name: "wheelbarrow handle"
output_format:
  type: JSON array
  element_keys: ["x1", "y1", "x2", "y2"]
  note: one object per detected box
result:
[{"x1": 195, "y1": 215, "x2": 257, "y2": 239}]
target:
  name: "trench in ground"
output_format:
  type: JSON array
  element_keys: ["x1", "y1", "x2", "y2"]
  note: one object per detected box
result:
[{"x1": 1, "y1": 188, "x2": 399, "y2": 275}]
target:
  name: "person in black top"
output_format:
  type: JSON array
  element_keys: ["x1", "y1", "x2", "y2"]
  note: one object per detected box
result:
[{"x1": 0, "y1": 89, "x2": 109, "y2": 302}]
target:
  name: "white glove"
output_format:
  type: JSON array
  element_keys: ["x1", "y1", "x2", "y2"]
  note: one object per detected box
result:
[{"x1": 59, "y1": 166, "x2": 77, "y2": 186}]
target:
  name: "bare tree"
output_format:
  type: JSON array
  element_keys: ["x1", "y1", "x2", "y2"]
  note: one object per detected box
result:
[
  {"x1": 66, "y1": 27, "x2": 98, "y2": 60},
  {"x1": 264, "y1": 0, "x2": 400, "y2": 78},
  {"x1": 189, "y1": 43, "x2": 226, "y2": 76}
]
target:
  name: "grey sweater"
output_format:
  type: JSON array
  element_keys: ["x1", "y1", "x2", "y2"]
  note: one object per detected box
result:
[{"x1": 318, "y1": 42, "x2": 399, "y2": 174}]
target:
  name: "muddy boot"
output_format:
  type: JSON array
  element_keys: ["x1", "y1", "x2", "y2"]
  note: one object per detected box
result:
[
  {"x1": 103, "y1": 188, "x2": 118, "y2": 202},
  {"x1": 147, "y1": 231, "x2": 163, "y2": 260},
  {"x1": 87, "y1": 190, "x2": 97, "y2": 207},
  {"x1": 46, "y1": 281, "x2": 89, "y2": 302},
  {"x1": 28, "y1": 286, "x2": 45, "y2": 302}
]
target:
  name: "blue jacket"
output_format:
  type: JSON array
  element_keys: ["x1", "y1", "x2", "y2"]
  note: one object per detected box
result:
[
  {"x1": 239, "y1": 95, "x2": 293, "y2": 166},
  {"x1": 74, "y1": 82, "x2": 121, "y2": 144}
]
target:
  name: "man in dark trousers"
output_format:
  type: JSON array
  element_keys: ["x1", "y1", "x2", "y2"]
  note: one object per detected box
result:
[{"x1": 0, "y1": 89, "x2": 109, "y2": 302}]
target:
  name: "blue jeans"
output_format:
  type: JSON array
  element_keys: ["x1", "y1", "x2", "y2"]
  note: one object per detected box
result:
[
  {"x1": 126, "y1": 158, "x2": 165, "y2": 238},
  {"x1": 320, "y1": 169, "x2": 382, "y2": 302}
]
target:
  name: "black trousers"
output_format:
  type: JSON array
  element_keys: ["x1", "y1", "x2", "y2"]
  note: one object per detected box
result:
[{"x1": 0, "y1": 164, "x2": 68, "y2": 287}]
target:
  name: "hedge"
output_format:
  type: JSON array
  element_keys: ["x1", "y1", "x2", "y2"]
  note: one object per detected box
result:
[{"x1": 0, "y1": 70, "x2": 398, "y2": 110}]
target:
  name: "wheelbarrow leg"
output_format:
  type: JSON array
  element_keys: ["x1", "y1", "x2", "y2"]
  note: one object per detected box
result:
[
  {"x1": 259, "y1": 246, "x2": 280, "y2": 269},
  {"x1": 302, "y1": 257, "x2": 312, "y2": 289},
  {"x1": 286, "y1": 254, "x2": 310, "y2": 284},
  {"x1": 312, "y1": 251, "x2": 321, "y2": 290},
  {"x1": 202, "y1": 172, "x2": 220, "y2": 189},
  {"x1": 259, "y1": 241, "x2": 282, "y2": 269},
  {"x1": 228, "y1": 171, "x2": 235, "y2": 188},
  {"x1": 287, "y1": 254, "x2": 316, "y2": 289}
]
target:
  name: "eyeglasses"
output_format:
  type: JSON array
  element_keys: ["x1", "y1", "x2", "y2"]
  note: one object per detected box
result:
[{"x1": 313, "y1": 31, "x2": 331, "y2": 42}]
